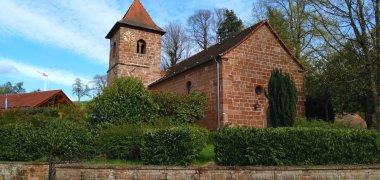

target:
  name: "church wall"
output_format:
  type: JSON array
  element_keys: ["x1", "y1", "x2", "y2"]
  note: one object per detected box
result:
[
  {"x1": 149, "y1": 61, "x2": 219, "y2": 130},
  {"x1": 220, "y1": 25, "x2": 305, "y2": 128}
]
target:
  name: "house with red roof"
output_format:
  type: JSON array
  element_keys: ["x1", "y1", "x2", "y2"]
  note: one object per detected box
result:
[
  {"x1": 106, "y1": 0, "x2": 305, "y2": 130},
  {"x1": 0, "y1": 90, "x2": 74, "y2": 111}
]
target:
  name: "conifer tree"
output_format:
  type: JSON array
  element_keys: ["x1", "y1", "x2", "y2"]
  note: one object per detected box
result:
[
  {"x1": 217, "y1": 9, "x2": 244, "y2": 41},
  {"x1": 266, "y1": 69, "x2": 297, "y2": 127}
]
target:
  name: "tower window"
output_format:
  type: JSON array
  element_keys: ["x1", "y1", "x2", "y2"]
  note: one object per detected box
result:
[
  {"x1": 111, "y1": 42, "x2": 116, "y2": 57},
  {"x1": 187, "y1": 81, "x2": 192, "y2": 94},
  {"x1": 137, "y1": 39, "x2": 146, "y2": 54}
]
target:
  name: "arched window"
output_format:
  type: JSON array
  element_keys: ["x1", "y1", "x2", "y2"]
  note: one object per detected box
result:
[
  {"x1": 186, "y1": 81, "x2": 192, "y2": 94},
  {"x1": 111, "y1": 42, "x2": 116, "y2": 57},
  {"x1": 136, "y1": 39, "x2": 146, "y2": 54}
]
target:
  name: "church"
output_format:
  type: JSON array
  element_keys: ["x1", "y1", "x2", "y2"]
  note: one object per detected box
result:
[{"x1": 106, "y1": 0, "x2": 305, "y2": 130}]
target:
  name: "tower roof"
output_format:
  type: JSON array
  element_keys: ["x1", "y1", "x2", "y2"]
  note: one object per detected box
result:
[{"x1": 106, "y1": 0, "x2": 165, "y2": 39}]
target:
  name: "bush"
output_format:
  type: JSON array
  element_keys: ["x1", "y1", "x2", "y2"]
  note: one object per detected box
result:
[
  {"x1": 213, "y1": 127, "x2": 380, "y2": 166},
  {"x1": 0, "y1": 120, "x2": 92, "y2": 161},
  {"x1": 265, "y1": 69, "x2": 297, "y2": 127},
  {"x1": 0, "y1": 123, "x2": 42, "y2": 161},
  {"x1": 141, "y1": 125, "x2": 208, "y2": 165},
  {"x1": 95, "y1": 124, "x2": 145, "y2": 160},
  {"x1": 88, "y1": 77, "x2": 158, "y2": 127},
  {"x1": 152, "y1": 91, "x2": 208, "y2": 124}
]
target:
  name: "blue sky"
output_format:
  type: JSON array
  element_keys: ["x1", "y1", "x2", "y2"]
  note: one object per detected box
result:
[{"x1": 0, "y1": 0, "x2": 256, "y2": 101}]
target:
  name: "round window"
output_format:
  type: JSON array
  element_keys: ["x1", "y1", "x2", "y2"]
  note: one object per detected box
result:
[{"x1": 255, "y1": 85, "x2": 263, "y2": 95}]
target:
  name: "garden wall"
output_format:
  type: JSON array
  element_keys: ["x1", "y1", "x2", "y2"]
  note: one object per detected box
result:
[{"x1": 1, "y1": 162, "x2": 380, "y2": 180}]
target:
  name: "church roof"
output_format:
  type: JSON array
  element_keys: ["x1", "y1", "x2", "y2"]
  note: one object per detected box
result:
[
  {"x1": 149, "y1": 20, "x2": 305, "y2": 87},
  {"x1": 106, "y1": 0, "x2": 165, "y2": 39}
]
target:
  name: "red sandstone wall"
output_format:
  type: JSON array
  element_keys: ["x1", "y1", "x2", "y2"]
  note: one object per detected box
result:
[
  {"x1": 149, "y1": 61, "x2": 219, "y2": 130},
  {"x1": 107, "y1": 27, "x2": 162, "y2": 86},
  {"x1": 220, "y1": 25, "x2": 305, "y2": 128}
]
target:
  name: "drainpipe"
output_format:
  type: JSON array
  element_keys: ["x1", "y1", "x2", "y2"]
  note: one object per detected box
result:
[{"x1": 214, "y1": 56, "x2": 221, "y2": 129}]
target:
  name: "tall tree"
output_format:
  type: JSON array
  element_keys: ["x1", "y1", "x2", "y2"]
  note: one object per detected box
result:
[
  {"x1": 212, "y1": 8, "x2": 227, "y2": 43},
  {"x1": 187, "y1": 9, "x2": 213, "y2": 50},
  {"x1": 257, "y1": 0, "x2": 315, "y2": 62},
  {"x1": 217, "y1": 9, "x2": 244, "y2": 42},
  {"x1": 72, "y1": 78, "x2": 90, "y2": 102},
  {"x1": 162, "y1": 21, "x2": 191, "y2": 69},
  {"x1": 0, "y1": 82, "x2": 25, "y2": 94},
  {"x1": 91, "y1": 75, "x2": 107, "y2": 96},
  {"x1": 310, "y1": 0, "x2": 380, "y2": 130}
]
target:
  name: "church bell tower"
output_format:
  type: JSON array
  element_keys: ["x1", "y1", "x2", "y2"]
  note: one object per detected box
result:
[{"x1": 106, "y1": 0, "x2": 165, "y2": 86}]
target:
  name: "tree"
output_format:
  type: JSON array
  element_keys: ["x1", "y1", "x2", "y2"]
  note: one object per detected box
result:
[
  {"x1": 187, "y1": 9, "x2": 214, "y2": 50},
  {"x1": 310, "y1": 0, "x2": 380, "y2": 130},
  {"x1": 217, "y1": 9, "x2": 244, "y2": 42},
  {"x1": 265, "y1": 69, "x2": 297, "y2": 127},
  {"x1": 162, "y1": 21, "x2": 191, "y2": 69},
  {"x1": 0, "y1": 82, "x2": 25, "y2": 94},
  {"x1": 211, "y1": 8, "x2": 227, "y2": 43},
  {"x1": 91, "y1": 75, "x2": 107, "y2": 96},
  {"x1": 72, "y1": 78, "x2": 90, "y2": 102}
]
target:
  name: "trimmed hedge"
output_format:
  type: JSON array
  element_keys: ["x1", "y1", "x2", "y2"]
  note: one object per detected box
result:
[
  {"x1": 213, "y1": 127, "x2": 380, "y2": 166},
  {"x1": 95, "y1": 124, "x2": 145, "y2": 160},
  {"x1": 141, "y1": 126, "x2": 208, "y2": 165},
  {"x1": 0, "y1": 120, "x2": 92, "y2": 161},
  {"x1": 152, "y1": 91, "x2": 208, "y2": 124}
]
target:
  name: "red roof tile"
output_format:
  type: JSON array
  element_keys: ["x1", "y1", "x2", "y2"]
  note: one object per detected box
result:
[{"x1": 0, "y1": 90, "x2": 73, "y2": 109}]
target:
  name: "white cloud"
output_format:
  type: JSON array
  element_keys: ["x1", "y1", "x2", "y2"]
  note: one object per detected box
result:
[
  {"x1": 0, "y1": 58, "x2": 91, "y2": 87},
  {"x1": 0, "y1": 0, "x2": 126, "y2": 66}
]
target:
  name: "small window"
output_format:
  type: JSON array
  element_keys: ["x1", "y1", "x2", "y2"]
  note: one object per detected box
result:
[
  {"x1": 187, "y1": 81, "x2": 192, "y2": 94},
  {"x1": 111, "y1": 42, "x2": 116, "y2": 57},
  {"x1": 137, "y1": 39, "x2": 146, "y2": 54},
  {"x1": 255, "y1": 85, "x2": 263, "y2": 95}
]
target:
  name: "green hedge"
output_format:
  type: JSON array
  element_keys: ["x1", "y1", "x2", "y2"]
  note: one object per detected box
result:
[
  {"x1": 141, "y1": 126, "x2": 208, "y2": 165},
  {"x1": 0, "y1": 120, "x2": 92, "y2": 161},
  {"x1": 95, "y1": 124, "x2": 145, "y2": 160},
  {"x1": 152, "y1": 92, "x2": 208, "y2": 124},
  {"x1": 213, "y1": 127, "x2": 380, "y2": 166}
]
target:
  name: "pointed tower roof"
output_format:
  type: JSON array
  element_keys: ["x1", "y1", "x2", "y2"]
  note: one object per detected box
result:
[{"x1": 106, "y1": 0, "x2": 165, "y2": 39}]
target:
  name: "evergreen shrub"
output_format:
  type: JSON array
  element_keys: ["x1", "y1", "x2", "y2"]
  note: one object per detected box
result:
[
  {"x1": 152, "y1": 91, "x2": 208, "y2": 124},
  {"x1": 95, "y1": 124, "x2": 145, "y2": 160},
  {"x1": 213, "y1": 127, "x2": 380, "y2": 166},
  {"x1": 266, "y1": 69, "x2": 297, "y2": 127},
  {"x1": 88, "y1": 77, "x2": 158, "y2": 127},
  {"x1": 141, "y1": 125, "x2": 208, "y2": 165}
]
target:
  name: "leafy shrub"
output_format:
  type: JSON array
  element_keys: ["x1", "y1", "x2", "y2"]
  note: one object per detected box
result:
[
  {"x1": 295, "y1": 118, "x2": 352, "y2": 129},
  {"x1": 213, "y1": 127, "x2": 380, "y2": 166},
  {"x1": 152, "y1": 91, "x2": 208, "y2": 124},
  {"x1": 0, "y1": 120, "x2": 92, "y2": 161},
  {"x1": 0, "y1": 123, "x2": 42, "y2": 161},
  {"x1": 95, "y1": 124, "x2": 145, "y2": 160},
  {"x1": 88, "y1": 77, "x2": 158, "y2": 127},
  {"x1": 265, "y1": 69, "x2": 297, "y2": 127},
  {"x1": 141, "y1": 125, "x2": 208, "y2": 165}
]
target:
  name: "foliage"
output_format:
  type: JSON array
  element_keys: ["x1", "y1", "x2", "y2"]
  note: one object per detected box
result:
[
  {"x1": 213, "y1": 127, "x2": 380, "y2": 166},
  {"x1": 0, "y1": 119, "x2": 92, "y2": 161},
  {"x1": 141, "y1": 125, "x2": 208, "y2": 166},
  {"x1": 72, "y1": 78, "x2": 91, "y2": 102},
  {"x1": 0, "y1": 81, "x2": 25, "y2": 94},
  {"x1": 295, "y1": 118, "x2": 352, "y2": 129},
  {"x1": 87, "y1": 77, "x2": 158, "y2": 127},
  {"x1": 152, "y1": 91, "x2": 208, "y2": 124},
  {"x1": 95, "y1": 124, "x2": 145, "y2": 160},
  {"x1": 265, "y1": 69, "x2": 297, "y2": 127},
  {"x1": 217, "y1": 9, "x2": 244, "y2": 42}
]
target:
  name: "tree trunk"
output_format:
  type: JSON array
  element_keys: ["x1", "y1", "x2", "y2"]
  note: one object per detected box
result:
[
  {"x1": 48, "y1": 155, "x2": 56, "y2": 180},
  {"x1": 324, "y1": 101, "x2": 329, "y2": 121}
]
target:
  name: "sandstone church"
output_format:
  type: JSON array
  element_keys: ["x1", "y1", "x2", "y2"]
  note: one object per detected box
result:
[{"x1": 106, "y1": 0, "x2": 305, "y2": 130}]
